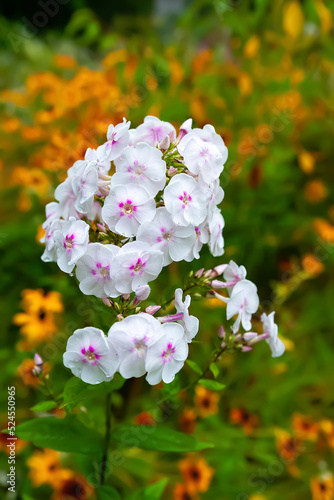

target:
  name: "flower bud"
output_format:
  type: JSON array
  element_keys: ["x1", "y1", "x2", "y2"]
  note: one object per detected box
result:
[
  {"x1": 102, "y1": 298, "x2": 114, "y2": 307},
  {"x1": 243, "y1": 332, "x2": 257, "y2": 342},
  {"x1": 195, "y1": 268, "x2": 204, "y2": 278},
  {"x1": 212, "y1": 264, "x2": 228, "y2": 277},
  {"x1": 132, "y1": 285, "x2": 151, "y2": 306},
  {"x1": 218, "y1": 326, "x2": 226, "y2": 338},
  {"x1": 33, "y1": 353, "x2": 43, "y2": 376},
  {"x1": 159, "y1": 135, "x2": 170, "y2": 151},
  {"x1": 167, "y1": 167, "x2": 178, "y2": 177},
  {"x1": 241, "y1": 346, "x2": 253, "y2": 352},
  {"x1": 210, "y1": 280, "x2": 226, "y2": 289},
  {"x1": 145, "y1": 305, "x2": 161, "y2": 315}
]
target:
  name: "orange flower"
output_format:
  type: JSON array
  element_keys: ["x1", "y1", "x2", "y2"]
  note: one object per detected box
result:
[
  {"x1": 13, "y1": 289, "x2": 63, "y2": 348},
  {"x1": 301, "y1": 254, "x2": 324, "y2": 276},
  {"x1": 27, "y1": 449, "x2": 72, "y2": 488},
  {"x1": 319, "y1": 420, "x2": 334, "y2": 448},
  {"x1": 230, "y1": 407, "x2": 258, "y2": 435},
  {"x1": 179, "y1": 408, "x2": 197, "y2": 434},
  {"x1": 52, "y1": 474, "x2": 94, "y2": 500},
  {"x1": 135, "y1": 412, "x2": 156, "y2": 426},
  {"x1": 194, "y1": 386, "x2": 219, "y2": 418},
  {"x1": 276, "y1": 429, "x2": 302, "y2": 462},
  {"x1": 54, "y1": 54, "x2": 77, "y2": 69},
  {"x1": 305, "y1": 179, "x2": 328, "y2": 203},
  {"x1": 12, "y1": 167, "x2": 50, "y2": 197},
  {"x1": 179, "y1": 455, "x2": 214, "y2": 494},
  {"x1": 311, "y1": 475, "x2": 334, "y2": 500},
  {"x1": 173, "y1": 483, "x2": 199, "y2": 500},
  {"x1": 313, "y1": 219, "x2": 334, "y2": 244},
  {"x1": 238, "y1": 72, "x2": 252, "y2": 96},
  {"x1": 17, "y1": 358, "x2": 49, "y2": 387},
  {"x1": 292, "y1": 413, "x2": 319, "y2": 440},
  {"x1": 2, "y1": 117, "x2": 20, "y2": 133}
]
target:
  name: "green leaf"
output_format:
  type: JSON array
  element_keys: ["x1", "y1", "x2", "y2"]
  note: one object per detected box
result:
[
  {"x1": 111, "y1": 425, "x2": 214, "y2": 452},
  {"x1": 16, "y1": 417, "x2": 102, "y2": 455},
  {"x1": 127, "y1": 478, "x2": 168, "y2": 500},
  {"x1": 198, "y1": 379, "x2": 226, "y2": 391},
  {"x1": 209, "y1": 363, "x2": 219, "y2": 379},
  {"x1": 30, "y1": 401, "x2": 57, "y2": 412},
  {"x1": 60, "y1": 375, "x2": 125, "y2": 409},
  {"x1": 98, "y1": 485, "x2": 121, "y2": 500},
  {"x1": 186, "y1": 359, "x2": 202, "y2": 375}
]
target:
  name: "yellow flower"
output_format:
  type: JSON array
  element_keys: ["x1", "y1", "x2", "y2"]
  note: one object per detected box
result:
[
  {"x1": 27, "y1": 449, "x2": 72, "y2": 488},
  {"x1": 244, "y1": 35, "x2": 260, "y2": 59},
  {"x1": 283, "y1": 1, "x2": 304, "y2": 38},
  {"x1": 315, "y1": 0, "x2": 332, "y2": 34},
  {"x1": 52, "y1": 474, "x2": 94, "y2": 500},
  {"x1": 238, "y1": 72, "x2": 252, "y2": 96},
  {"x1": 292, "y1": 413, "x2": 319, "y2": 441},
  {"x1": 54, "y1": 54, "x2": 77, "y2": 69},
  {"x1": 230, "y1": 407, "x2": 258, "y2": 435},
  {"x1": 301, "y1": 254, "x2": 324, "y2": 276},
  {"x1": 179, "y1": 408, "x2": 197, "y2": 434},
  {"x1": 298, "y1": 151, "x2": 315, "y2": 173},
  {"x1": 173, "y1": 483, "x2": 199, "y2": 500},
  {"x1": 311, "y1": 475, "x2": 334, "y2": 500},
  {"x1": 179, "y1": 455, "x2": 214, "y2": 494},
  {"x1": 194, "y1": 386, "x2": 219, "y2": 418},
  {"x1": 17, "y1": 358, "x2": 50, "y2": 387}
]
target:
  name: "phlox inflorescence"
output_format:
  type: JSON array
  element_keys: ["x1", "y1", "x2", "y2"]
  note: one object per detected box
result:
[{"x1": 41, "y1": 117, "x2": 285, "y2": 386}]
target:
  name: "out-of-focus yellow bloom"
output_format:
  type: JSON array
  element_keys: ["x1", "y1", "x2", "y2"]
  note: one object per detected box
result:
[
  {"x1": 179, "y1": 408, "x2": 197, "y2": 434},
  {"x1": 12, "y1": 167, "x2": 50, "y2": 197},
  {"x1": 102, "y1": 49, "x2": 128, "y2": 68},
  {"x1": 275, "y1": 429, "x2": 302, "y2": 462},
  {"x1": 301, "y1": 254, "x2": 324, "y2": 276},
  {"x1": 292, "y1": 413, "x2": 319, "y2": 441},
  {"x1": 313, "y1": 219, "x2": 334, "y2": 244},
  {"x1": 311, "y1": 474, "x2": 334, "y2": 500},
  {"x1": 194, "y1": 386, "x2": 219, "y2": 418},
  {"x1": 244, "y1": 35, "x2": 260, "y2": 59},
  {"x1": 238, "y1": 72, "x2": 252, "y2": 96},
  {"x1": 283, "y1": 1, "x2": 304, "y2": 38},
  {"x1": 298, "y1": 150, "x2": 315, "y2": 173},
  {"x1": 27, "y1": 449, "x2": 72, "y2": 488},
  {"x1": 17, "y1": 358, "x2": 50, "y2": 387},
  {"x1": 52, "y1": 474, "x2": 94, "y2": 500},
  {"x1": 173, "y1": 483, "x2": 199, "y2": 500},
  {"x1": 179, "y1": 455, "x2": 214, "y2": 494},
  {"x1": 2, "y1": 117, "x2": 20, "y2": 133},
  {"x1": 315, "y1": 0, "x2": 332, "y2": 34}
]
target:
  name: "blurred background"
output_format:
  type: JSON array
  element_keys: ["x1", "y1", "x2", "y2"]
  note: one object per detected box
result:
[{"x1": 1, "y1": 0, "x2": 334, "y2": 499}]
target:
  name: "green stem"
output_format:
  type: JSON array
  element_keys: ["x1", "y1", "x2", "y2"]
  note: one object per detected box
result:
[{"x1": 100, "y1": 392, "x2": 112, "y2": 486}]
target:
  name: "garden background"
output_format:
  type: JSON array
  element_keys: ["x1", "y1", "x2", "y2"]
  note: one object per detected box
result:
[{"x1": 1, "y1": 0, "x2": 334, "y2": 499}]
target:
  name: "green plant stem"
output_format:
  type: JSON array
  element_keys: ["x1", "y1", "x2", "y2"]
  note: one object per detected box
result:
[{"x1": 100, "y1": 392, "x2": 112, "y2": 486}]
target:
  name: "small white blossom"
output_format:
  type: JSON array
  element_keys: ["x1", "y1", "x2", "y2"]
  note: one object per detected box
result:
[
  {"x1": 108, "y1": 313, "x2": 161, "y2": 378},
  {"x1": 113, "y1": 143, "x2": 166, "y2": 196},
  {"x1": 76, "y1": 243, "x2": 119, "y2": 298},
  {"x1": 137, "y1": 208, "x2": 196, "y2": 266},
  {"x1": 178, "y1": 123, "x2": 228, "y2": 160},
  {"x1": 54, "y1": 178, "x2": 79, "y2": 220},
  {"x1": 261, "y1": 312, "x2": 285, "y2": 358},
  {"x1": 102, "y1": 184, "x2": 156, "y2": 237},
  {"x1": 223, "y1": 260, "x2": 247, "y2": 294},
  {"x1": 174, "y1": 288, "x2": 199, "y2": 342},
  {"x1": 53, "y1": 217, "x2": 89, "y2": 273},
  {"x1": 132, "y1": 116, "x2": 176, "y2": 146},
  {"x1": 111, "y1": 241, "x2": 164, "y2": 293},
  {"x1": 226, "y1": 279, "x2": 259, "y2": 333},
  {"x1": 185, "y1": 222, "x2": 209, "y2": 261},
  {"x1": 97, "y1": 118, "x2": 130, "y2": 161},
  {"x1": 145, "y1": 323, "x2": 189, "y2": 385},
  {"x1": 208, "y1": 208, "x2": 225, "y2": 257},
  {"x1": 164, "y1": 173, "x2": 207, "y2": 226},
  {"x1": 63, "y1": 327, "x2": 119, "y2": 384}
]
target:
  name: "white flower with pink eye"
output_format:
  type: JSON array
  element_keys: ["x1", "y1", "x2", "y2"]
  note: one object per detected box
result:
[
  {"x1": 261, "y1": 312, "x2": 285, "y2": 358},
  {"x1": 101, "y1": 184, "x2": 156, "y2": 237},
  {"x1": 174, "y1": 288, "x2": 199, "y2": 342},
  {"x1": 76, "y1": 243, "x2": 119, "y2": 298},
  {"x1": 108, "y1": 313, "x2": 161, "y2": 379},
  {"x1": 136, "y1": 207, "x2": 196, "y2": 266},
  {"x1": 53, "y1": 217, "x2": 89, "y2": 273},
  {"x1": 145, "y1": 322, "x2": 189, "y2": 385},
  {"x1": 182, "y1": 137, "x2": 224, "y2": 184},
  {"x1": 97, "y1": 118, "x2": 130, "y2": 161},
  {"x1": 223, "y1": 260, "x2": 247, "y2": 294},
  {"x1": 63, "y1": 327, "x2": 119, "y2": 384},
  {"x1": 55, "y1": 178, "x2": 79, "y2": 220},
  {"x1": 178, "y1": 123, "x2": 228, "y2": 160},
  {"x1": 226, "y1": 279, "x2": 259, "y2": 333},
  {"x1": 41, "y1": 218, "x2": 64, "y2": 263},
  {"x1": 132, "y1": 116, "x2": 176, "y2": 147},
  {"x1": 71, "y1": 162, "x2": 99, "y2": 215},
  {"x1": 208, "y1": 208, "x2": 225, "y2": 257},
  {"x1": 164, "y1": 173, "x2": 207, "y2": 227},
  {"x1": 112, "y1": 143, "x2": 166, "y2": 196},
  {"x1": 185, "y1": 222, "x2": 209, "y2": 261},
  {"x1": 111, "y1": 241, "x2": 164, "y2": 294}
]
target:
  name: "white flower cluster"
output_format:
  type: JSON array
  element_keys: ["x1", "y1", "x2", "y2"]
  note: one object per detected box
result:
[
  {"x1": 41, "y1": 116, "x2": 227, "y2": 299},
  {"x1": 212, "y1": 260, "x2": 285, "y2": 358},
  {"x1": 63, "y1": 289, "x2": 198, "y2": 385}
]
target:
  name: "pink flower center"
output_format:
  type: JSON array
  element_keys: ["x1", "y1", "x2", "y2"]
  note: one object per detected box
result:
[
  {"x1": 119, "y1": 199, "x2": 137, "y2": 217},
  {"x1": 81, "y1": 345, "x2": 101, "y2": 365},
  {"x1": 161, "y1": 342, "x2": 176, "y2": 363},
  {"x1": 64, "y1": 234, "x2": 74, "y2": 251},
  {"x1": 130, "y1": 258, "x2": 145, "y2": 275},
  {"x1": 179, "y1": 191, "x2": 192, "y2": 209}
]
